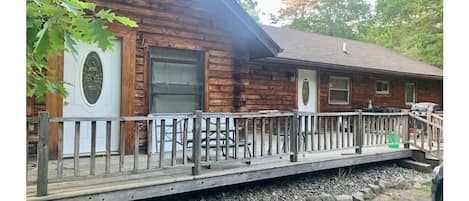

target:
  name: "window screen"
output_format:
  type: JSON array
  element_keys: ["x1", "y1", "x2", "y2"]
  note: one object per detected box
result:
[
  {"x1": 329, "y1": 76, "x2": 350, "y2": 104},
  {"x1": 405, "y1": 83, "x2": 416, "y2": 105},
  {"x1": 376, "y1": 80, "x2": 390, "y2": 94},
  {"x1": 150, "y1": 47, "x2": 204, "y2": 113}
]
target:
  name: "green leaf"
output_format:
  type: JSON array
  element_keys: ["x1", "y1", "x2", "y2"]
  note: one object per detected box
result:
[
  {"x1": 115, "y1": 16, "x2": 138, "y2": 27},
  {"x1": 33, "y1": 20, "x2": 51, "y2": 59},
  {"x1": 64, "y1": 31, "x2": 78, "y2": 55},
  {"x1": 61, "y1": 1, "x2": 79, "y2": 15},
  {"x1": 89, "y1": 19, "x2": 115, "y2": 51}
]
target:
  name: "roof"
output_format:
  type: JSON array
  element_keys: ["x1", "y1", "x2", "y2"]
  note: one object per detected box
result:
[
  {"x1": 260, "y1": 25, "x2": 443, "y2": 79},
  {"x1": 200, "y1": 1, "x2": 281, "y2": 58}
]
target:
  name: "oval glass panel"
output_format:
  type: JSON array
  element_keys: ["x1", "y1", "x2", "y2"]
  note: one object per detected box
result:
[
  {"x1": 302, "y1": 79, "x2": 310, "y2": 106},
  {"x1": 82, "y1": 51, "x2": 103, "y2": 105}
]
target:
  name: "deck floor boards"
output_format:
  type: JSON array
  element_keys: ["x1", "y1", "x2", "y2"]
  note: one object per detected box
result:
[{"x1": 27, "y1": 145, "x2": 413, "y2": 201}]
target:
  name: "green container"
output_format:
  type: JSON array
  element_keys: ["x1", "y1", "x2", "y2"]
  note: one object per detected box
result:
[{"x1": 387, "y1": 133, "x2": 399, "y2": 149}]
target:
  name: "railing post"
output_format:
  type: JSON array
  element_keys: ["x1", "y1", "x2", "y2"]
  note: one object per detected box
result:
[
  {"x1": 290, "y1": 110, "x2": 298, "y2": 162},
  {"x1": 192, "y1": 110, "x2": 202, "y2": 175},
  {"x1": 37, "y1": 112, "x2": 49, "y2": 196},
  {"x1": 404, "y1": 112, "x2": 410, "y2": 149},
  {"x1": 355, "y1": 109, "x2": 363, "y2": 154}
]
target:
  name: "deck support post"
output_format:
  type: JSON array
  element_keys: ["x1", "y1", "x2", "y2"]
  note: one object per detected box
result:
[
  {"x1": 355, "y1": 110, "x2": 363, "y2": 154},
  {"x1": 404, "y1": 112, "x2": 410, "y2": 149},
  {"x1": 37, "y1": 112, "x2": 49, "y2": 196},
  {"x1": 192, "y1": 110, "x2": 202, "y2": 175},
  {"x1": 290, "y1": 110, "x2": 298, "y2": 162}
]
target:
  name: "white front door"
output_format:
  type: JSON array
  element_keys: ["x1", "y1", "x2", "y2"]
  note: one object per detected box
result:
[
  {"x1": 297, "y1": 69, "x2": 317, "y2": 113},
  {"x1": 62, "y1": 39, "x2": 122, "y2": 155}
]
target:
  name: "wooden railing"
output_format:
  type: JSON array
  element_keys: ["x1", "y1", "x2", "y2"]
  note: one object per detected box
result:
[
  {"x1": 408, "y1": 112, "x2": 443, "y2": 159},
  {"x1": 27, "y1": 110, "x2": 443, "y2": 196}
]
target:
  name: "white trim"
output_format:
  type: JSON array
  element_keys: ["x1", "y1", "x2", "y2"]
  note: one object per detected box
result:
[
  {"x1": 405, "y1": 82, "x2": 416, "y2": 105},
  {"x1": 375, "y1": 80, "x2": 390, "y2": 94},
  {"x1": 328, "y1": 76, "x2": 350, "y2": 105}
]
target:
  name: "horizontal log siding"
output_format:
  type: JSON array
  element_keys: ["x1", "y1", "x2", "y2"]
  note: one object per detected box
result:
[
  {"x1": 319, "y1": 70, "x2": 443, "y2": 112},
  {"x1": 92, "y1": 0, "x2": 242, "y2": 115},
  {"x1": 239, "y1": 62, "x2": 297, "y2": 112}
]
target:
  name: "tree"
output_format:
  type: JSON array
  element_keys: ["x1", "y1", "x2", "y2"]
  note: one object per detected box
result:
[
  {"x1": 363, "y1": 0, "x2": 443, "y2": 68},
  {"x1": 27, "y1": 0, "x2": 138, "y2": 101},
  {"x1": 237, "y1": 0, "x2": 261, "y2": 22},
  {"x1": 273, "y1": 0, "x2": 371, "y2": 40}
]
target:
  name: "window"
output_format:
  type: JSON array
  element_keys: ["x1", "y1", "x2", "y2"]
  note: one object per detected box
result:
[
  {"x1": 405, "y1": 83, "x2": 416, "y2": 105},
  {"x1": 376, "y1": 80, "x2": 390, "y2": 94},
  {"x1": 149, "y1": 47, "x2": 204, "y2": 113},
  {"x1": 329, "y1": 76, "x2": 350, "y2": 104}
]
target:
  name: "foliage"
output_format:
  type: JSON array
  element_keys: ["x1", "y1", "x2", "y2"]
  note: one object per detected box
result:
[
  {"x1": 276, "y1": 0, "x2": 372, "y2": 40},
  {"x1": 272, "y1": 0, "x2": 443, "y2": 68},
  {"x1": 363, "y1": 0, "x2": 443, "y2": 68},
  {"x1": 236, "y1": 0, "x2": 261, "y2": 22},
  {"x1": 27, "y1": 0, "x2": 137, "y2": 101}
]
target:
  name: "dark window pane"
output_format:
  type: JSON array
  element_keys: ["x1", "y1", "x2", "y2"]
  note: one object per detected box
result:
[
  {"x1": 330, "y1": 78, "x2": 349, "y2": 89},
  {"x1": 330, "y1": 90, "x2": 349, "y2": 103},
  {"x1": 406, "y1": 84, "x2": 415, "y2": 103},
  {"x1": 150, "y1": 47, "x2": 204, "y2": 113}
]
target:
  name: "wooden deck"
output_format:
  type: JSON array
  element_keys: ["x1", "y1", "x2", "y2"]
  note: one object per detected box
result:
[
  {"x1": 26, "y1": 111, "x2": 442, "y2": 201},
  {"x1": 27, "y1": 146, "x2": 412, "y2": 201}
]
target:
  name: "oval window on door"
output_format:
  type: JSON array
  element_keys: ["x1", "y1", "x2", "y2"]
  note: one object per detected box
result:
[
  {"x1": 82, "y1": 51, "x2": 103, "y2": 105},
  {"x1": 302, "y1": 79, "x2": 310, "y2": 106}
]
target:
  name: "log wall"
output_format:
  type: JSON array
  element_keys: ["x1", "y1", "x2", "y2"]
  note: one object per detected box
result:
[{"x1": 318, "y1": 70, "x2": 443, "y2": 112}]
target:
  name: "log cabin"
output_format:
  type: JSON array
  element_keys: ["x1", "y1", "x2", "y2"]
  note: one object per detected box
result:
[{"x1": 26, "y1": 0, "x2": 443, "y2": 158}]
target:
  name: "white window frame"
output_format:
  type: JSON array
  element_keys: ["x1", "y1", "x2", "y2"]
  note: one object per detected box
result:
[
  {"x1": 405, "y1": 83, "x2": 416, "y2": 105},
  {"x1": 376, "y1": 80, "x2": 390, "y2": 94},
  {"x1": 328, "y1": 76, "x2": 350, "y2": 105}
]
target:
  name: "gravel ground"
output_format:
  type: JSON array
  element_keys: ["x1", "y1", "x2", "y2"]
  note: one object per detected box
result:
[{"x1": 146, "y1": 161, "x2": 432, "y2": 201}]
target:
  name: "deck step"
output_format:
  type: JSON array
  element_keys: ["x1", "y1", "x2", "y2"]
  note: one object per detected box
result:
[{"x1": 398, "y1": 159, "x2": 433, "y2": 173}]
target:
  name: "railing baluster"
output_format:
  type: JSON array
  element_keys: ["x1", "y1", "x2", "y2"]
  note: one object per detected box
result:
[
  {"x1": 90, "y1": 121, "x2": 97, "y2": 175},
  {"x1": 183, "y1": 118, "x2": 188, "y2": 165},
  {"x1": 134, "y1": 122, "x2": 139, "y2": 172},
  {"x1": 216, "y1": 118, "x2": 221, "y2": 161},
  {"x1": 284, "y1": 117, "x2": 288, "y2": 153},
  {"x1": 346, "y1": 116, "x2": 351, "y2": 148},
  {"x1": 57, "y1": 122, "x2": 64, "y2": 178},
  {"x1": 147, "y1": 120, "x2": 152, "y2": 169},
  {"x1": 119, "y1": 121, "x2": 125, "y2": 172},
  {"x1": 356, "y1": 110, "x2": 363, "y2": 154},
  {"x1": 159, "y1": 119, "x2": 165, "y2": 168},
  {"x1": 426, "y1": 113, "x2": 432, "y2": 152},
  {"x1": 192, "y1": 110, "x2": 202, "y2": 175},
  {"x1": 244, "y1": 118, "x2": 249, "y2": 158},
  {"x1": 290, "y1": 111, "x2": 299, "y2": 162},
  {"x1": 74, "y1": 121, "x2": 80, "y2": 177},
  {"x1": 253, "y1": 118, "x2": 257, "y2": 157},
  {"x1": 225, "y1": 118, "x2": 230, "y2": 160},
  {"x1": 37, "y1": 112, "x2": 49, "y2": 196},
  {"x1": 261, "y1": 118, "x2": 265, "y2": 156},
  {"x1": 206, "y1": 118, "x2": 210, "y2": 161},
  {"x1": 341, "y1": 116, "x2": 346, "y2": 148},
  {"x1": 304, "y1": 115, "x2": 309, "y2": 151},
  {"x1": 329, "y1": 117, "x2": 333, "y2": 150},
  {"x1": 324, "y1": 117, "x2": 328, "y2": 150},
  {"x1": 298, "y1": 116, "x2": 302, "y2": 152},
  {"x1": 105, "y1": 121, "x2": 111, "y2": 174},
  {"x1": 312, "y1": 115, "x2": 317, "y2": 151},
  {"x1": 172, "y1": 119, "x2": 177, "y2": 166},
  {"x1": 268, "y1": 118, "x2": 273, "y2": 155},
  {"x1": 277, "y1": 117, "x2": 281, "y2": 155},
  {"x1": 235, "y1": 118, "x2": 240, "y2": 159},
  {"x1": 336, "y1": 116, "x2": 339, "y2": 149}
]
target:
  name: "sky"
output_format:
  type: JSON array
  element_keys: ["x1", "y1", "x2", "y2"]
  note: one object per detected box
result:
[{"x1": 256, "y1": 0, "x2": 376, "y2": 26}]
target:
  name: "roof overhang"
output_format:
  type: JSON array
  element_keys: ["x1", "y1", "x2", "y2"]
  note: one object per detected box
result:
[
  {"x1": 258, "y1": 57, "x2": 443, "y2": 80},
  {"x1": 201, "y1": 0, "x2": 282, "y2": 59}
]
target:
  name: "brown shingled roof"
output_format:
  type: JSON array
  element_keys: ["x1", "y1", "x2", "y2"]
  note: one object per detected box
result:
[{"x1": 261, "y1": 25, "x2": 443, "y2": 78}]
